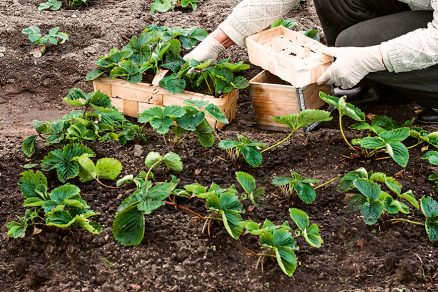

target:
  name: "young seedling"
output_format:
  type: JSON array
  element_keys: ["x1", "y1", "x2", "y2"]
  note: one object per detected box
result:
[
  {"x1": 272, "y1": 171, "x2": 319, "y2": 204},
  {"x1": 150, "y1": 0, "x2": 199, "y2": 14},
  {"x1": 388, "y1": 196, "x2": 438, "y2": 242},
  {"x1": 193, "y1": 183, "x2": 246, "y2": 239},
  {"x1": 41, "y1": 143, "x2": 96, "y2": 183},
  {"x1": 320, "y1": 93, "x2": 411, "y2": 167},
  {"x1": 235, "y1": 171, "x2": 265, "y2": 207},
  {"x1": 271, "y1": 18, "x2": 298, "y2": 29},
  {"x1": 422, "y1": 151, "x2": 438, "y2": 191},
  {"x1": 219, "y1": 110, "x2": 332, "y2": 168},
  {"x1": 339, "y1": 168, "x2": 419, "y2": 225},
  {"x1": 138, "y1": 101, "x2": 227, "y2": 148},
  {"x1": 218, "y1": 134, "x2": 266, "y2": 167},
  {"x1": 22, "y1": 26, "x2": 69, "y2": 57},
  {"x1": 39, "y1": 0, "x2": 88, "y2": 10},
  {"x1": 78, "y1": 157, "x2": 123, "y2": 188},
  {"x1": 112, "y1": 151, "x2": 183, "y2": 246},
  {"x1": 244, "y1": 208, "x2": 323, "y2": 277},
  {"x1": 113, "y1": 179, "x2": 178, "y2": 246},
  {"x1": 6, "y1": 170, "x2": 102, "y2": 238},
  {"x1": 21, "y1": 89, "x2": 145, "y2": 158}
]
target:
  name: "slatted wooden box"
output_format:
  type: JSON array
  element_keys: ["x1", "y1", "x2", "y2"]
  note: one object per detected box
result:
[
  {"x1": 93, "y1": 71, "x2": 238, "y2": 130},
  {"x1": 246, "y1": 26, "x2": 333, "y2": 88},
  {"x1": 250, "y1": 70, "x2": 332, "y2": 131}
]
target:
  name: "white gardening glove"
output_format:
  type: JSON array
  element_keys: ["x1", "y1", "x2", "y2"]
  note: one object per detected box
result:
[
  {"x1": 317, "y1": 45, "x2": 386, "y2": 89},
  {"x1": 183, "y1": 35, "x2": 226, "y2": 62}
]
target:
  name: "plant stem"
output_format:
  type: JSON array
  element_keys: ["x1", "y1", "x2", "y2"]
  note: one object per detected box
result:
[
  {"x1": 96, "y1": 179, "x2": 121, "y2": 189},
  {"x1": 145, "y1": 160, "x2": 161, "y2": 182},
  {"x1": 387, "y1": 218, "x2": 425, "y2": 226},
  {"x1": 339, "y1": 113, "x2": 355, "y2": 151},
  {"x1": 408, "y1": 141, "x2": 423, "y2": 150},
  {"x1": 314, "y1": 176, "x2": 339, "y2": 190},
  {"x1": 261, "y1": 130, "x2": 296, "y2": 153},
  {"x1": 203, "y1": 73, "x2": 214, "y2": 96},
  {"x1": 164, "y1": 201, "x2": 207, "y2": 219}
]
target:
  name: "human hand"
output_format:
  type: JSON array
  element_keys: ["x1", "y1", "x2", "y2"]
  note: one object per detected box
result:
[
  {"x1": 317, "y1": 45, "x2": 386, "y2": 89},
  {"x1": 183, "y1": 35, "x2": 226, "y2": 62}
]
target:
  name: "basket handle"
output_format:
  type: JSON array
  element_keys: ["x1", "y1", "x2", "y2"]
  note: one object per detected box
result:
[{"x1": 152, "y1": 69, "x2": 170, "y2": 87}]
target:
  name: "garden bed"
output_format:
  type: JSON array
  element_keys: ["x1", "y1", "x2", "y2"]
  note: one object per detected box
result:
[{"x1": 0, "y1": 0, "x2": 437, "y2": 291}]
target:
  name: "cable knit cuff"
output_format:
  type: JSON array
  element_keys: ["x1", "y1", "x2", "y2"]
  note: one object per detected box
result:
[
  {"x1": 381, "y1": 40, "x2": 409, "y2": 73},
  {"x1": 380, "y1": 42, "x2": 396, "y2": 72},
  {"x1": 218, "y1": 21, "x2": 247, "y2": 47}
]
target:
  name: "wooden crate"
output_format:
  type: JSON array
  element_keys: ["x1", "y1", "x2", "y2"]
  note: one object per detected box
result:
[
  {"x1": 250, "y1": 70, "x2": 332, "y2": 131},
  {"x1": 93, "y1": 71, "x2": 238, "y2": 130},
  {"x1": 246, "y1": 26, "x2": 333, "y2": 88}
]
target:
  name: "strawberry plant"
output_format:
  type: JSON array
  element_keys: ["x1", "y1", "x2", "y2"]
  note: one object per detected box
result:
[
  {"x1": 159, "y1": 59, "x2": 250, "y2": 97},
  {"x1": 21, "y1": 89, "x2": 145, "y2": 158},
  {"x1": 6, "y1": 170, "x2": 101, "y2": 238},
  {"x1": 218, "y1": 134, "x2": 266, "y2": 167},
  {"x1": 86, "y1": 25, "x2": 207, "y2": 82},
  {"x1": 320, "y1": 93, "x2": 412, "y2": 167},
  {"x1": 113, "y1": 151, "x2": 183, "y2": 246},
  {"x1": 352, "y1": 127, "x2": 411, "y2": 168},
  {"x1": 422, "y1": 151, "x2": 438, "y2": 191},
  {"x1": 385, "y1": 196, "x2": 438, "y2": 242},
  {"x1": 138, "y1": 100, "x2": 228, "y2": 147},
  {"x1": 22, "y1": 26, "x2": 69, "y2": 57},
  {"x1": 271, "y1": 18, "x2": 298, "y2": 29},
  {"x1": 272, "y1": 172, "x2": 319, "y2": 204},
  {"x1": 113, "y1": 179, "x2": 178, "y2": 246},
  {"x1": 41, "y1": 143, "x2": 96, "y2": 183},
  {"x1": 39, "y1": 0, "x2": 88, "y2": 10},
  {"x1": 244, "y1": 208, "x2": 323, "y2": 277},
  {"x1": 192, "y1": 183, "x2": 246, "y2": 239},
  {"x1": 236, "y1": 171, "x2": 265, "y2": 207},
  {"x1": 339, "y1": 168, "x2": 419, "y2": 225},
  {"x1": 219, "y1": 110, "x2": 332, "y2": 167},
  {"x1": 150, "y1": 0, "x2": 199, "y2": 14},
  {"x1": 78, "y1": 157, "x2": 123, "y2": 187}
]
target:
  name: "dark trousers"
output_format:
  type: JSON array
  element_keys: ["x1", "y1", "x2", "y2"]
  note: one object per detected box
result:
[{"x1": 313, "y1": 0, "x2": 438, "y2": 107}]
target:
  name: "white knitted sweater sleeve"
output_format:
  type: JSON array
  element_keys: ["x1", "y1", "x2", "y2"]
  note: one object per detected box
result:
[
  {"x1": 218, "y1": 0, "x2": 300, "y2": 47},
  {"x1": 381, "y1": 0, "x2": 438, "y2": 73}
]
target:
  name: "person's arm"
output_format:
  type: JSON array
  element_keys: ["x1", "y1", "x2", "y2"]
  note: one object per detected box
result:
[
  {"x1": 184, "y1": 0, "x2": 300, "y2": 62},
  {"x1": 381, "y1": 0, "x2": 438, "y2": 73}
]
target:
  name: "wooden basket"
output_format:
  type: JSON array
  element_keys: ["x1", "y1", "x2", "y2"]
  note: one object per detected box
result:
[
  {"x1": 246, "y1": 26, "x2": 333, "y2": 88},
  {"x1": 250, "y1": 70, "x2": 332, "y2": 131},
  {"x1": 93, "y1": 70, "x2": 238, "y2": 129}
]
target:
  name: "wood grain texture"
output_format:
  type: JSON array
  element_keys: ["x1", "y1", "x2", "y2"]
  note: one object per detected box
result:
[{"x1": 93, "y1": 78, "x2": 238, "y2": 130}]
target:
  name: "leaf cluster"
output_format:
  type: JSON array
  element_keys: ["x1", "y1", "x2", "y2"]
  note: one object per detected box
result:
[
  {"x1": 86, "y1": 25, "x2": 207, "y2": 82},
  {"x1": 6, "y1": 171, "x2": 101, "y2": 238},
  {"x1": 22, "y1": 26, "x2": 69, "y2": 56},
  {"x1": 22, "y1": 89, "x2": 145, "y2": 158},
  {"x1": 272, "y1": 171, "x2": 319, "y2": 204},
  {"x1": 159, "y1": 59, "x2": 250, "y2": 97},
  {"x1": 244, "y1": 208, "x2": 323, "y2": 276},
  {"x1": 218, "y1": 134, "x2": 266, "y2": 167},
  {"x1": 339, "y1": 168, "x2": 418, "y2": 225},
  {"x1": 150, "y1": 0, "x2": 199, "y2": 13},
  {"x1": 138, "y1": 100, "x2": 228, "y2": 147},
  {"x1": 38, "y1": 0, "x2": 88, "y2": 11}
]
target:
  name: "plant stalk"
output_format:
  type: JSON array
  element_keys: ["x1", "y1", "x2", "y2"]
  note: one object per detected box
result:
[
  {"x1": 314, "y1": 176, "x2": 339, "y2": 190},
  {"x1": 339, "y1": 114, "x2": 355, "y2": 150},
  {"x1": 145, "y1": 160, "x2": 162, "y2": 182},
  {"x1": 96, "y1": 179, "x2": 121, "y2": 190},
  {"x1": 261, "y1": 130, "x2": 296, "y2": 153},
  {"x1": 387, "y1": 218, "x2": 425, "y2": 226}
]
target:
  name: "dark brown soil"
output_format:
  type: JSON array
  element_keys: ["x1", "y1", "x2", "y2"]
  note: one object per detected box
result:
[{"x1": 1, "y1": 0, "x2": 437, "y2": 291}]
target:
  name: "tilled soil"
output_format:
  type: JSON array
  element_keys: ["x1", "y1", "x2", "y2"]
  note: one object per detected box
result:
[{"x1": 1, "y1": 0, "x2": 437, "y2": 291}]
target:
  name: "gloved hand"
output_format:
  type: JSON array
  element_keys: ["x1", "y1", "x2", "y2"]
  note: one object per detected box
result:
[
  {"x1": 183, "y1": 35, "x2": 226, "y2": 62},
  {"x1": 317, "y1": 45, "x2": 386, "y2": 89}
]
